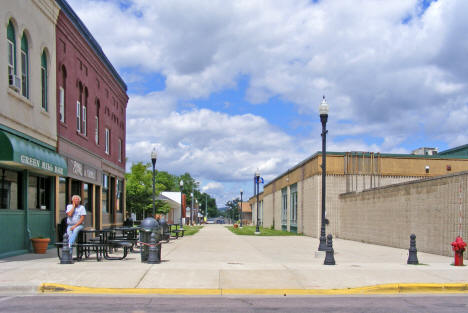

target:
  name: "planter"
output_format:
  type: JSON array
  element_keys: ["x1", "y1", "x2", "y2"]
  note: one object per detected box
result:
[
  {"x1": 31, "y1": 238, "x2": 50, "y2": 254},
  {"x1": 234, "y1": 224, "x2": 238, "y2": 228}
]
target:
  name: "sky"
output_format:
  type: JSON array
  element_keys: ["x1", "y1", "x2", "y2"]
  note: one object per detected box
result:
[{"x1": 67, "y1": 0, "x2": 468, "y2": 207}]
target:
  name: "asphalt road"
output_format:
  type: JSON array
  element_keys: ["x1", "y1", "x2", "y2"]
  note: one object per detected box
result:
[{"x1": 0, "y1": 294, "x2": 467, "y2": 313}]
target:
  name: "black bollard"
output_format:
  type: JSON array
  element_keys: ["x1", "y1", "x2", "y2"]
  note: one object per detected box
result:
[
  {"x1": 147, "y1": 231, "x2": 160, "y2": 264},
  {"x1": 324, "y1": 234, "x2": 336, "y2": 265},
  {"x1": 60, "y1": 233, "x2": 73, "y2": 264},
  {"x1": 407, "y1": 234, "x2": 419, "y2": 265}
]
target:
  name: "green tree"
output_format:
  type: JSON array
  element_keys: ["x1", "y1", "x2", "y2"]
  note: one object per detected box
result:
[
  {"x1": 225, "y1": 198, "x2": 240, "y2": 221},
  {"x1": 125, "y1": 162, "x2": 152, "y2": 219}
]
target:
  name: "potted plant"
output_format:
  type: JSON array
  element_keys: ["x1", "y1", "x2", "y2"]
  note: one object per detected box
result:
[{"x1": 31, "y1": 236, "x2": 50, "y2": 254}]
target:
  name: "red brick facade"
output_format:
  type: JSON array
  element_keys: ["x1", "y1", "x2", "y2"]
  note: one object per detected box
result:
[
  {"x1": 56, "y1": 11, "x2": 127, "y2": 166},
  {"x1": 55, "y1": 8, "x2": 128, "y2": 228}
]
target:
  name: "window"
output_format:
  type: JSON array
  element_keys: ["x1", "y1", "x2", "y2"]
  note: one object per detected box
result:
[
  {"x1": 7, "y1": 21, "x2": 16, "y2": 88},
  {"x1": 95, "y1": 116, "x2": 99, "y2": 144},
  {"x1": 105, "y1": 128, "x2": 110, "y2": 154},
  {"x1": 116, "y1": 179, "x2": 123, "y2": 212},
  {"x1": 59, "y1": 87, "x2": 65, "y2": 122},
  {"x1": 95, "y1": 100, "x2": 100, "y2": 144},
  {"x1": 20, "y1": 33, "x2": 29, "y2": 98},
  {"x1": 118, "y1": 139, "x2": 122, "y2": 162},
  {"x1": 28, "y1": 175, "x2": 50, "y2": 210},
  {"x1": 59, "y1": 66, "x2": 67, "y2": 123},
  {"x1": 102, "y1": 174, "x2": 109, "y2": 213},
  {"x1": 0, "y1": 168, "x2": 19, "y2": 210},
  {"x1": 290, "y1": 184, "x2": 298, "y2": 225},
  {"x1": 82, "y1": 105, "x2": 87, "y2": 136},
  {"x1": 281, "y1": 187, "x2": 288, "y2": 225},
  {"x1": 41, "y1": 51, "x2": 48, "y2": 110},
  {"x1": 58, "y1": 177, "x2": 67, "y2": 214},
  {"x1": 76, "y1": 101, "x2": 81, "y2": 132}
]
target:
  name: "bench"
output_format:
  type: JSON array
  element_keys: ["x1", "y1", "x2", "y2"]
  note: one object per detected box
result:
[{"x1": 172, "y1": 229, "x2": 185, "y2": 239}]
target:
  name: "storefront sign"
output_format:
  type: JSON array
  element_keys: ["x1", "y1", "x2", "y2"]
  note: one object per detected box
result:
[
  {"x1": 67, "y1": 158, "x2": 99, "y2": 183},
  {"x1": 20, "y1": 155, "x2": 64, "y2": 175}
]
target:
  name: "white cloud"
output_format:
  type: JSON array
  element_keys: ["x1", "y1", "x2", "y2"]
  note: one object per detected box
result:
[{"x1": 67, "y1": 0, "x2": 468, "y2": 204}]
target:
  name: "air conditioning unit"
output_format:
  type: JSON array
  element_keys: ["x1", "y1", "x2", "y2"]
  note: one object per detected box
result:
[{"x1": 8, "y1": 74, "x2": 21, "y2": 91}]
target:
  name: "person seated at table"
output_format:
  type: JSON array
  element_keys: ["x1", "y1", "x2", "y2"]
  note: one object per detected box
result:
[
  {"x1": 66, "y1": 195, "x2": 86, "y2": 247},
  {"x1": 124, "y1": 212, "x2": 133, "y2": 227}
]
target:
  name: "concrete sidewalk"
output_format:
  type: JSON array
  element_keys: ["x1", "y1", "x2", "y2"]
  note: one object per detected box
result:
[{"x1": 0, "y1": 225, "x2": 467, "y2": 295}]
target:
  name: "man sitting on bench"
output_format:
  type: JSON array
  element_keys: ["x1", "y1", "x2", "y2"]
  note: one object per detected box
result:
[{"x1": 66, "y1": 195, "x2": 86, "y2": 247}]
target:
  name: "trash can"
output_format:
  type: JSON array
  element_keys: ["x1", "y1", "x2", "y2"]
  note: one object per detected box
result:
[
  {"x1": 159, "y1": 217, "x2": 170, "y2": 242},
  {"x1": 139, "y1": 217, "x2": 160, "y2": 262}
]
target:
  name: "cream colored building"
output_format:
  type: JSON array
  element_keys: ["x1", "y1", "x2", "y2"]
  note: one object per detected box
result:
[
  {"x1": 249, "y1": 149, "x2": 468, "y2": 240},
  {"x1": 1, "y1": 0, "x2": 59, "y2": 146},
  {"x1": 0, "y1": 0, "x2": 64, "y2": 259}
]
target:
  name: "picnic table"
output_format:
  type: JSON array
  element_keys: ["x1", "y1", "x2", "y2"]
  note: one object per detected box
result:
[
  {"x1": 55, "y1": 228, "x2": 134, "y2": 262},
  {"x1": 168, "y1": 224, "x2": 185, "y2": 239}
]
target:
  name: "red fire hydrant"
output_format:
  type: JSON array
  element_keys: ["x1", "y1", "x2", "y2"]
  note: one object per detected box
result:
[{"x1": 451, "y1": 236, "x2": 466, "y2": 266}]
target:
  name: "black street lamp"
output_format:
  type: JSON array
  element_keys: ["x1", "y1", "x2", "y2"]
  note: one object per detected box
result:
[
  {"x1": 240, "y1": 189, "x2": 243, "y2": 228},
  {"x1": 255, "y1": 171, "x2": 260, "y2": 234},
  {"x1": 151, "y1": 148, "x2": 157, "y2": 217},
  {"x1": 318, "y1": 96, "x2": 329, "y2": 251},
  {"x1": 179, "y1": 180, "x2": 184, "y2": 230}
]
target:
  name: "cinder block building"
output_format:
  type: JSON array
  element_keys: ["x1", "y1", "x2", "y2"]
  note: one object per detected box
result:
[{"x1": 249, "y1": 147, "x2": 468, "y2": 242}]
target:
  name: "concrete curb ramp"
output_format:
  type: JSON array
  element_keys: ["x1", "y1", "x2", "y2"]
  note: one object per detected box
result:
[{"x1": 40, "y1": 283, "x2": 468, "y2": 296}]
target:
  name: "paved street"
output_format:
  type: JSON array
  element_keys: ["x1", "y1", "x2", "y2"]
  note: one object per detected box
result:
[
  {"x1": 0, "y1": 295, "x2": 467, "y2": 313},
  {"x1": 0, "y1": 225, "x2": 467, "y2": 295}
]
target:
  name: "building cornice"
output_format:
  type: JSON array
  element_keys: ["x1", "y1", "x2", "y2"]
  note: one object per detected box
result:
[{"x1": 55, "y1": 0, "x2": 127, "y2": 92}]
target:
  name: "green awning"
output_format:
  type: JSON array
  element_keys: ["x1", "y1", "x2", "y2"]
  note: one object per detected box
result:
[{"x1": 0, "y1": 131, "x2": 67, "y2": 176}]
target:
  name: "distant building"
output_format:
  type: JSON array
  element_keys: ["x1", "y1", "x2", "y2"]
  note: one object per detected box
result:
[
  {"x1": 412, "y1": 147, "x2": 438, "y2": 156},
  {"x1": 240, "y1": 202, "x2": 252, "y2": 225},
  {"x1": 158, "y1": 192, "x2": 182, "y2": 224}
]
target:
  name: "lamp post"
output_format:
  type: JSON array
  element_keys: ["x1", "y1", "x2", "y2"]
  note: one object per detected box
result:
[
  {"x1": 151, "y1": 148, "x2": 157, "y2": 217},
  {"x1": 179, "y1": 180, "x2": 184, "y2": 229},
  {"x1": 318, "y1": 96, "x2": 329, "y2": 251},
  {"x1": 255, "y1": 171, "x2": 260, "y2": 234},
  {"x1": 240, "y1": 189, "x2": 243, "y2": 228},
  {"x1": 190, "y1": 192, "x2": 194, "y2": 226}
]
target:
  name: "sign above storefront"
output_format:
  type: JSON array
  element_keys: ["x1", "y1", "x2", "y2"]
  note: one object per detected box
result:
[
  {"x1": 0, "y1": 130, "x2": 68, "y2": 176},
  {"x1": 67, "y1": 158, "x2": 100, "y2": 184},
  {"x1": 20, "y1": 155, "x2": 64, "y2": 175}
]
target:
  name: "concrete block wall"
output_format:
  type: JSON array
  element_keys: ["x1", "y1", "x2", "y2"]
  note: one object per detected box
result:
[
  {"x1": 262, "y1": 194, "x2": 274, "y2": 228},
  {"x1": 302, "y1": 175, "x2": 320, "y2": 237},
  {"x1": 273, "y1": 190, "x2": 282, "y2": 230},
  {"x1": 339, "y1": 172, "x2": 468, "y2": 258}
]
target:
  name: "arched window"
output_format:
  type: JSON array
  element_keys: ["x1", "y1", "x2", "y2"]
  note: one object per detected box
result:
[
  {"x1": 41, "y1": 51, "x2": 48, "y2": 111},
  {"x1": 7, "y1": 21, "x2": 17, "y2": 88},
  {"x1": 21, "y1": 33, "x2": 29, "y2": 98},
  {"x1": 59, "y1": 65, "x2": 67, "y2": 123}
]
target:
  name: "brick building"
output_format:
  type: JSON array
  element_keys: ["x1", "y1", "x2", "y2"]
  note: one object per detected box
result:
[{"x1": 55, "y1": 0, "x2": 128, "y2": 230}]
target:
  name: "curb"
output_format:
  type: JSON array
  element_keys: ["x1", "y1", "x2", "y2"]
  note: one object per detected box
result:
[{"x1": 39, "y1": 283, "x2": 468, "y2": 296}]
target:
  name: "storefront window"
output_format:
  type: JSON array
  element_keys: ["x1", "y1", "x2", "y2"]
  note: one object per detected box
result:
[
  {"x1": 116, "y1": 179, "x2": 123, "y2": 212},
  {"x1": 102, "y1": 174, "x2": 108, "y2": 213},
  {"x1": 0, "y1": 168, "x2": 19, "y2": 210},
  {"x1": 58, "y1": 177, "x2": 67, "y2": 214},
  {"x1": 28, "y1": 175, "x2": 50, "y2": 210}
]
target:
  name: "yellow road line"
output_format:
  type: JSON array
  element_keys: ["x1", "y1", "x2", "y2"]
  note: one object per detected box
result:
[{"x1": 39, "y1": 283, "x2": 468, "y2": 296}]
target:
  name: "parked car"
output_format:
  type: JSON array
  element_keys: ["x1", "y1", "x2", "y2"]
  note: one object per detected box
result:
[{"x1": 206, "y1": 219, "x2": 215, "y2": 224}]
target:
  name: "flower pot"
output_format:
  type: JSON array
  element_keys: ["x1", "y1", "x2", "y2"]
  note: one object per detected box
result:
[
  {"x1": 31, "y1": 238, "x2": 50, "y2": 254},
  {"x1": 234, "y1": 224, "x2": 238, "y2": 228}
]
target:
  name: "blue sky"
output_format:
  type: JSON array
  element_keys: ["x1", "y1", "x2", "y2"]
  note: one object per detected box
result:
[{"x1": 68, "y1": 0, "x2": 468, "y2": 206}]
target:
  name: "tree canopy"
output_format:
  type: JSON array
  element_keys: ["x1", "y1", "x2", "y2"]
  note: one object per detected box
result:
[{"x1": 125, "y1": 163, "x2": 219, "y2": 219}]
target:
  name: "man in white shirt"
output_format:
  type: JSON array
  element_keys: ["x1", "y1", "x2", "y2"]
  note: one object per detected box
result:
[{"x1": 66, "y1": 195, "x2": 86, "y2": 247}]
